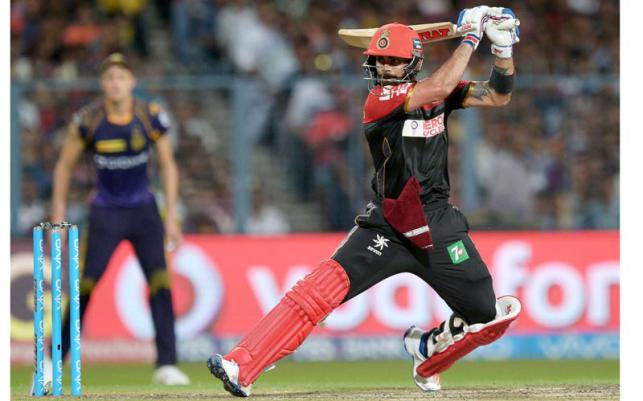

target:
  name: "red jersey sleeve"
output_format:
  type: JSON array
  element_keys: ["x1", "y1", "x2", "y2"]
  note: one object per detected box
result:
[
  {"x1": 363, "y1": 82, "x2": 415, "y2": 124},
  {"x1": 444, "y1": 80, "x2": 472, "y2": 111}
]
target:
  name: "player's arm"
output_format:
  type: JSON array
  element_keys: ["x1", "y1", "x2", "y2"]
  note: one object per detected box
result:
[
  {"x1": 405, "y1": 6, "x2": 489, "y2": 112},
  {"x1": 405, "y1": 43, "x2": 474, "y2": 112},
  {"x1": 51, "y1": 122, "x2": 85, "y2": 222},
  {"x1": 462, "y1": 57, "x2": 514, "y2": 108},
  {"x1": 463, "y1": 9, "x2": 519, "y2": 108},
  {"x1": 155, "y1": 135, "x2": 183, "y2": 248}
]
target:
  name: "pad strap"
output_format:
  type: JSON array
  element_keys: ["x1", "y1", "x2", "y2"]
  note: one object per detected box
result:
[{"x1": 416, "y1": 296, "x2": 521, "y2": 378}]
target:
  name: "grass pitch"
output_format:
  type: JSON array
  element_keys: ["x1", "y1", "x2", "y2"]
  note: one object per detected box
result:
[{"x1": 10, "y1": 359, "x2": 619, "y2": 400}]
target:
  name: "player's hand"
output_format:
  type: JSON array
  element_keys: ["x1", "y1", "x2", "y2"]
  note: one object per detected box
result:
[
  {"x1": 484, "y1": 8, "x2": 520, "y2": 58},
  {"x1": 457, "y1": 5, "x2": 489, "y2": 50},
  {"x1": 165, "y1": 219, "x2": 183, "y2": 252}
]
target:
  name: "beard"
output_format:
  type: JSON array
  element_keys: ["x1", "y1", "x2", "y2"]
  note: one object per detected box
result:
[{"x1": 380, "y1": 73, "x2": 407, "y2": 84}]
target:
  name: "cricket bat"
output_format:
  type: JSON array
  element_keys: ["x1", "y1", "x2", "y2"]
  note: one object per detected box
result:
[{"x1": 338, "y1": 22, "x2": 472, "y2": 49}]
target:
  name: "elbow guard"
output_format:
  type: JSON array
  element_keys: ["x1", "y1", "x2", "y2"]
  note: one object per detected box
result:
[{"x1": 489, "y1": 66, "x2": 514, "y2": 94}]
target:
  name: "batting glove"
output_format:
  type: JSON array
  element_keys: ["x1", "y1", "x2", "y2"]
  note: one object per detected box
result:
[
  {"x1": 457, "y1": 6, "x2": 489, "y2": 50},
  {"x1": 484, "y1": 8, "x2": 520, "y2": 58}
]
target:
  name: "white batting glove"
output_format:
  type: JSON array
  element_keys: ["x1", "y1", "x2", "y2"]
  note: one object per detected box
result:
[
  {"x1": 457, "y1": 5, "x2": 489, "y2": 50},
  {"x1": 484, "y1": 8, "x2": 520, "y2": 58}
]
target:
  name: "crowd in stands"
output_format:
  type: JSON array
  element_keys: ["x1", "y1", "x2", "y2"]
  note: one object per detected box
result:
[{"x1": 12, "y1": 0, "x2": 619, "y2": 235}]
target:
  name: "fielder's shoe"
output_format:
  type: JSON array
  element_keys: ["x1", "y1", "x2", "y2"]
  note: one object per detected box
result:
[
  {"x1": 207, "y1": 354, "x2": 252, "y2": 397},
  {"x1": 403, "y1": 326, "x2": 441, "y2": 391},
  {"x1": 29, "y1": 356, "x2": 52, "y2": 395},
  {"x1": 153, "y1": 365, "x2": 190, "y2": 385}
]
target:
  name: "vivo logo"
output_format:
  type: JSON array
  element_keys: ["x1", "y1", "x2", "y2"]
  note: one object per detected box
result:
[
  {"x1": 73, "y1": 238, "x2": 79, "y2": 264},
  {"x1": 73, "y1": 279, "x2": 80, "y2": 308},
  {"x1": 74, "y1": 321, "x2": 81, "y2": 350},
  {"x1": 54, "y1": 280, "x2": 62, "y2": 309},
  {"x1": 53, "y1": 238, "x2": 61, "y2": 267}
]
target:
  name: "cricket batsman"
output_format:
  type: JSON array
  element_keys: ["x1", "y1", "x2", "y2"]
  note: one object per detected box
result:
[
  {"x1": 50, "y1": 53, "x2": 189, "y2": 385},
  {"x1": 207, "y1": 6, "x2": 521, "y2": 396}
]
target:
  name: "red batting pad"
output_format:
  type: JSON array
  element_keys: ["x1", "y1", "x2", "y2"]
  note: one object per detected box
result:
[
  {"x1": 416, "y1": 296, "x2": 521, "y2": 377},
  {"x1": 225, "y1": 259, "x2": 350, "y2": 386}
]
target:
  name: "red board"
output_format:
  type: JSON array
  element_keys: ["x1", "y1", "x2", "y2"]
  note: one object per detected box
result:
[{"x1": 71, "y1": 231, "x2": 619, "y2": 341}]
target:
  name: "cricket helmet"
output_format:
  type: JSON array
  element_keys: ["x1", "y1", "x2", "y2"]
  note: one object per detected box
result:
[{"x1": 363, "y1": 22, "x2": 424, "y2": 86}]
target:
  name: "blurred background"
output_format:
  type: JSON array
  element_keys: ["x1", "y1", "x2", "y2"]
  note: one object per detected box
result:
[
  {"x1": 10, "y1": 0, "x2": 619, "y2": 368},
  {"x1": 10, "y1": 0, "x2": 619, "y2": 236}
]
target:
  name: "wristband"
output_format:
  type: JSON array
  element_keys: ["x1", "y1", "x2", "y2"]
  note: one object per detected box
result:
[
  {"x1": 491, "y1": 44, "x2": 512, "y2": 59},
  {"x1": 461, "y1": 33, "x2": 480, "y2": 49},
  {"x1": 489, "y1": 65, "x2": 514, "y2": 94}
]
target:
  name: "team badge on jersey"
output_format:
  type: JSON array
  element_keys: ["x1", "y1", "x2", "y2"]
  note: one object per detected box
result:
[{"x1": 130, "y1": 125, "x2": 146, "y2": 151}]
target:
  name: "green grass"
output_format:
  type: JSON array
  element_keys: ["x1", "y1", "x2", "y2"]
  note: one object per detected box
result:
[{"x1": 10, "y1": 359, "x2": 619, "y2": 400}]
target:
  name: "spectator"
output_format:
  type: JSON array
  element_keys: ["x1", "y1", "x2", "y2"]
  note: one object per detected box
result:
[
  {"x1": 247, "y1": 186, "x2": 290, "y2": 235},
  {"x1": 10, "y1": 0, "x2": 620, "y2": 233}
]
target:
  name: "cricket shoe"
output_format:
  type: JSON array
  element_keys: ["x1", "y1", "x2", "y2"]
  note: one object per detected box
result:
[
  {"x1": 403, "y1": 326, "x2": 441, "y2": 391},
  {"x1": 153, "y1": 365, "x2": 190, "y2": 385},
  {"x1": 29, "y1": 356, "x2": 52, "y2": 395},
  {"x1": 207, "y1": 354, "x2": 252, "y2": 397}
]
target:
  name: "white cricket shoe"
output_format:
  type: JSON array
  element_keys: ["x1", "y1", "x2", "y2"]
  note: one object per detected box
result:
[
  {"x1": 207, "y1": 354, "x2": 252, "y2": 397},
  {"x1": 29, "y1": 356, "x2": 52, "y2": 395},
  {"x1": 403, "y1": 326, "x2": 441, "y2": 391},
  {"x1": 153, "y1": 365, "x2": 190, "y2": 385}
]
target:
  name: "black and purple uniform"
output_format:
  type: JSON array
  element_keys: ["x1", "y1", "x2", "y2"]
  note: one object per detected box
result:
[
  {"x1": 61, "y1": 99, "x2": 177, "y2": 366},
  {"x1": 332, "y1": 81, "x2": 497, "y2": 325}
]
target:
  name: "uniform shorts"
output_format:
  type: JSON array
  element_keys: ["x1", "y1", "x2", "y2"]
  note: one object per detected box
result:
[
  {"x1": 332, "y1": 201, "x2": 497, "y2": 324},
  {"x1": 83, "y1": 201, "x2": 167, "y2": 280}
]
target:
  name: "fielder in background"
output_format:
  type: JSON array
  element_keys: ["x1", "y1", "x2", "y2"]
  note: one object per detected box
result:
[
  {"x1": 50, "y1": 53, "x2": 189, "y2": 385},
  {"x1": 208, "y1": 6, "x2": 521, "y2": 397}
]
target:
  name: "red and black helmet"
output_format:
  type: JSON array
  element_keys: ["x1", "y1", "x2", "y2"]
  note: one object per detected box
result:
[{"x1": 363, "y1": 22, "x2": 424, "y2": 85}]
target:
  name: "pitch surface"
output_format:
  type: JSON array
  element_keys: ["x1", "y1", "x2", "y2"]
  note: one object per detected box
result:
[{"x1": 10, "y1": 359, "x2": 619, "y2": 400}]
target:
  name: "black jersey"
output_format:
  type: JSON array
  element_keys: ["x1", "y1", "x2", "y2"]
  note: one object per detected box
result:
[{"x1": 362, "y1": 80, "x2": 471, "y2": 206}]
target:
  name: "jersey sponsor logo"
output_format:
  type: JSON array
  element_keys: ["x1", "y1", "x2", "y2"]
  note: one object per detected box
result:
[
  {"x1": 447, "y1": 240, "x2": 469, "y2": 264},
  {"x1": 95, "y1": 139, "x2": 127, "y2": 153},
  {"x1": 368, "y1": 234, "x2": 390, "y2": 256},
  {"x1": 378, "y1": 83, "x2": 412, "y2": 101},
  {"x1": 402, "y1": 114, "x2": 445, "y2": 138},
  {"x1": 94, "y1": 151, "x2": 149, "y2": 170}
]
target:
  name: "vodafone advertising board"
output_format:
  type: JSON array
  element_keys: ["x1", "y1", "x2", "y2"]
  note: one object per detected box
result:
[{"x1": 10, "y1": 231, "x2": 619, "y2": 362}]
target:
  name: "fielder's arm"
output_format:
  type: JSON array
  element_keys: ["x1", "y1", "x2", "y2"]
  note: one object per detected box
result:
[
  {"x1": 462, "y1": 56, "x2": 514, "y2": 108},
  {"x1": 51, "y1": 122, "x2": 85, "y2": 222},
  {"x1": 155, "y1": 135, "x2": 183, "y2": 248}
]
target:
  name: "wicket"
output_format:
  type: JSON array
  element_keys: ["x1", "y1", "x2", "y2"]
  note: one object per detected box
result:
[{"x1": 33, "y1": 222, "x2": 81, "y2": 397}]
